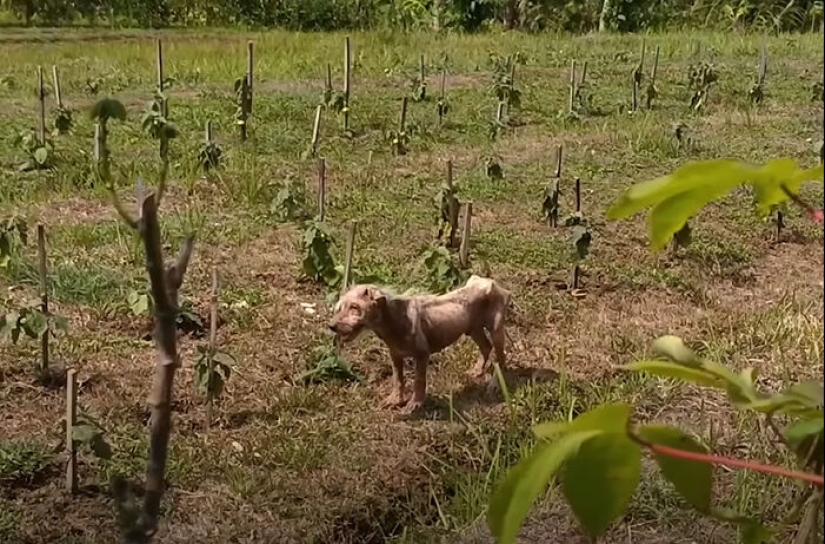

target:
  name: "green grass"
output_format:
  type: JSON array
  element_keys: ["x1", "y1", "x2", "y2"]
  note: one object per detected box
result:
[{"x1": 0, "y1": 26, "x2": 822, "y2": 544}]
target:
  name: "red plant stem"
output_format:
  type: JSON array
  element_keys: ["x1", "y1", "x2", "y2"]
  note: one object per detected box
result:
[{"x1": 647, "y1": 442, "x2": 824, "y2": 487}]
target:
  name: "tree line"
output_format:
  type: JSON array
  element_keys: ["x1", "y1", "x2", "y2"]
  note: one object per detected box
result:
[{"x1": 1, "y1": 0, "x2": 822, "y2": 34}]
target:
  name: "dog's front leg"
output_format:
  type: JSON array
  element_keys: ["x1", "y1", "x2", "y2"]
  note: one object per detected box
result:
[
  {"x1": 405, "y1": 355, "x2": 429, "y2": 413},
  {"x1": 382, "y1": 351, "x2": 408, "y2": 408}
]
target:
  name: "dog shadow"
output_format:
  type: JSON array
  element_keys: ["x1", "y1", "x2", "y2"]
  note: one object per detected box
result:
[{"x1": 402, "y1": 366, "x2": 559, "y2": 422}]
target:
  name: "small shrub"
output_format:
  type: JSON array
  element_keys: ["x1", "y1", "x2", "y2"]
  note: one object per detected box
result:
[
  {"x1": 297, "y1": 345, "x2": 362, "y2": 385},
  {"x1": 301, "y1": 220, "x2": 339, "y2": 286},
  {"x1": 421, "y1": 246, "x2": 466, "y2": 294},
  {"x1": 12, "y1": 128, "x2": 53, "y2": 171},
  {"x1": 270, "y1": 181, "x2": 309, "y2": 222},
  {"x1": 0, "y1": 440, "x2": 53, "y2": 486},
  {"x1": 687, "y1": 61, "x2": 719, "y2": 111}
]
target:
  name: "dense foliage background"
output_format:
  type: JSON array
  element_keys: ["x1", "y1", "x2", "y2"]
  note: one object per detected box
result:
[{"x1": 1, "y1": 0, "x2": 823, "y2": 32}]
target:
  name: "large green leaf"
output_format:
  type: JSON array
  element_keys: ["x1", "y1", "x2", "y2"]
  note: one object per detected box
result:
[
  {"x1": 651, "y1": 335, "x2": 701, "y2": 366},
  {"x1": 562, "y1": 432, "x2": 642, "y2": 539},
  {"x1": 648, "y1": 175, "x2": 744, "y2": 249},
  {"x1": 488, "y1": 430, "x2": 600, "y2": 544},
  {"x1": 606, "y1": 159, "x2": 824, "y2": 250},
  {"x1": 637, "y1": 424, "x2": 712, "y2": 512},
  {"x1": 606, "y1": 159, "x2": 744, "y2": 220},
  {"x1": 89, "y1": 98, "x2": 127, "y2": 122},
  {"x1": 533, "y1": 403, "x2": 632, "y2": 440},
  {"x1": 624, "y1": 360, "x2": 725, "y2": 388}
]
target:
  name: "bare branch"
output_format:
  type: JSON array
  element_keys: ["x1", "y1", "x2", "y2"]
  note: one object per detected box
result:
[{"x1": 122, "y1": 191, "x2": 193, "y2": 543}]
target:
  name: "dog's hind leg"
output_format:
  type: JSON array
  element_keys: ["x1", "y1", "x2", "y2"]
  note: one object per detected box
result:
[{"x1": 468, "y1": 328, "x2": 493, "y2": 378}]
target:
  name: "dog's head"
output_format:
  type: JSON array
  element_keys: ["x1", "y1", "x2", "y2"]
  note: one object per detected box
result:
[{"x1": 328, "y1": 284, "x2": 386, "y2": 343}]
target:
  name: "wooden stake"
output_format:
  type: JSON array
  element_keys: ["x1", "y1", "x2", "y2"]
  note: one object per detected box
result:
[
  {"x1": 555, "y1": 144, "x2": 563, "y2": 178},
  {"x1": 579, "y1": 61, "x2": 588, "y2": 86},
  {"x1": 343, "y1": 37, "x2": 351, "y2": 131},
  {"x1": 496, "y1": 101, "x2": 505, "y2": 125},
  {"x1": 205, "y1": 120, "x2": 212, "y2": 144},
  {"x1": 646, "y1": 46, "x2": 660, "y2": 110},
  {"x1": 311, "y1": 105, "x2": 322, "y2": 157},
  {"x1": 156, "y1": 39, "x2": 164, "y2": 93},
  {"x1": 419, "y1": 54, "x2": 426, "y2": 86},
  {"x1": 568, "y1": 60, "x2": 577, "y2": 114},
  {"x1": 575, "y1": 177, "x2": 581, "y2": 213},
  {"x1": 93, "y1": 123, "x2": 101, "y2": 164},
  {"x1": 37, "y1": 66, "x2": 46, "y2": 146},
  {"x1": 37, "y1": 224, "x2": 49, "y2": 374},
  {"x1": 342, "y1": 221, "x2": 357, "y2": 292},
  {"x1": 459, "y1": 202, "x2": 473, "y2": 268},
  {"x1": 399, "y1": 96, "x2": 408, "y2": 133},
  {"x1": 572, "y1": 264, "x2": 581, "y2": 290},
  {"x1": 52, "y1": 65, "x2": 62, "y2": 108},
  {"x1": 438, "y1": 67, "x2": 447, "y2": 129},
  {"x1": 776, "y1": 210, "x2": 784, "y2": 241},
  {"x1": 317, "y1": 158, "x2": 326, "y2": 221},
  {"x1": 326, "y1": 62, "x2": 333, "y2": 92},
  {"x1": 632, "y1": 77, "x2": 638, "y2": 112},
  {"x1": 246, "y1": 41, "x2": 254, "y2": 113},
  {"x1": 206, "y1": 268, "x2": 218, "y2": 429},
  {"x1": 65, "y1": 369, "x2": 77, "y2": 494},
  {"x1": 446, "y1": 159, "x2": 459, "y2": 247}
]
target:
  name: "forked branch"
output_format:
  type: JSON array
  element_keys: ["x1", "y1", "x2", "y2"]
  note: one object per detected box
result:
[{"x1": 114, "y1": 185, "x2": 195, "y2": 543}]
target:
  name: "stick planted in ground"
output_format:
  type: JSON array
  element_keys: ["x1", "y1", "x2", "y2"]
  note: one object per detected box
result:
[
  {"x1": 110, "y1": 176, "x2": 195, "y2": 543},
  {"x1": 66, "y1": 368, "x2": 77, "y2": 494},
  {"x1": 317, "y1": 158, "x2": 326, "y2": 221},
  {"x1": 37, "y1": 224, "x2": 49, "y2": 374},
  {"x1": 342, "y1": 221, "x2": 357, "y2": 292},
  {"x1": 459, "y1": 202, "x2": 473, "y2": 268}
]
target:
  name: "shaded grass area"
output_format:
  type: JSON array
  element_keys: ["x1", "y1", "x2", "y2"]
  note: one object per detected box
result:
[{"x1": 0, "y1": 27, "x2": 823, "y2": 544}]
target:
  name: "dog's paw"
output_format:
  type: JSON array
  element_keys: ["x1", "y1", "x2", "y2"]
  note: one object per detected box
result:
[{"x1": 381, "y1": 393, "x2": 407, "y2": 409}]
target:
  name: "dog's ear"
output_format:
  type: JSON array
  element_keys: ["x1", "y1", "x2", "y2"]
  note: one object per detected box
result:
[{"x1": 365, "y1": 287, "x2": 386, "y2": 307}]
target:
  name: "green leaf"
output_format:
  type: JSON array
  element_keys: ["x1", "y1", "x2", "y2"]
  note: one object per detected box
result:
[
  {"x1": 21, "y1": 311, "x2": 48, "y2": 338},
  {"x1": 487, "y1": 430, "x2": 601, "y2": 544},
  {"x1": 533, "y1": 403, "x2": 632, "y2": 440},
  {"x1": 624, "y1": 360, "x2": 725, "y2": 388},
  {"x1": 72, "y1": 424, "x2": 98, "y2": 444},
  {"x1": 651, "y1": 335, "x2": 701, "y2": 366},
  {"x1": 783, "y1": 418, "x2": 824, "y2": 444},
  {"x1": 637, "y1": 424, "x2": 712, "y2": 512},
  {"x1": 711, "y1": 508, "x2": 772, "y2": 544},
  {"x1": 33, "y1": 147, "x2": 49, "y2": 165},
  {"x1": 562, "y1": 432, "x2": 642, "y2": 539}
]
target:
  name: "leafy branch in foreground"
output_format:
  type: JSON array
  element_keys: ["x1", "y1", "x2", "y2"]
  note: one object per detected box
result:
[
  {"x1": 607, "y1": 158, "x2": 824, "y2": 250},
  {"x1": 489, "y1": 336, "x2": 824, "y2": 544},
  {"x1": 489, "y1": 157, "x2": 825, "y2": 544}
]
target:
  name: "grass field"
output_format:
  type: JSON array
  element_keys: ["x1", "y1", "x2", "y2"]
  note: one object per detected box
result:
[{"x1": 1, "y1": 27, "x2": 823, "y2": 543}]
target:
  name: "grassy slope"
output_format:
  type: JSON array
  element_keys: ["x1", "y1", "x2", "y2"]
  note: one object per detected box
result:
[{"x1": 1, "y1": 28, "x2": 823, "y2": 544}]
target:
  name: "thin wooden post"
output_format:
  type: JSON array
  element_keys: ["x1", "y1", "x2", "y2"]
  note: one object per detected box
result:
[
  {"x1": 572, "y1": 265, "x2": 581, "y2": 290},
  {"x1": 568, "y1": 60, "x2": 577, "y2": 114},
  {"x1": 646, "y1": 46, "x2": 660, "y2": 110},
  {"x1": 496, "y1": 101, "x2": 505, "y2": 125},
  {"x1": 317, "y1": 158, "x2": 326, "y2": 221},
  {"x1": 399, "y1": 96, "x2": 408, "y2": 133},
  {"x1": 93, "y1": 123, "x2": 101, "y2": 164},
  {"x1": 206, "y1": 268, "x2": 218, "y2": 428},
  {"x1": 37, "y1": 66, "x2": 46, "y2": 146},
  {"x1": 459, "y1": 202, "x2": 473, "y2": 268},
  {"x1": 326, "y1": 62, "x2": 333, "y2": 92},
  {"x1": 632, "y1": 76, "x2": 638, "y2": 112},
  {"x1": 776, "y1": 210, "x2": 784, "y2": 241},
  {"x1": 37, "y1": 224, "x2": 49, "y2": 374},
  {"x1": 156, "y1": 39, "x2": 164, "y2": 93},
  {"x1": 205, "y1": 120, "x2": 212, "y2": 144},
  {"x1": 246, "y1": 41, "x2": 254, "y2": 113},
  {"x1": 419, "y1": 54, "x2": 426, "y2": 86},
  {"x1": 446, "y1": 159, "x2": 459, "y2": 247},
  {"x1": 311, "y1": 105, "x2": 323, "y2": 157},
  {"x1": 52, "y1": 65, "x2": 62, "y2": 108},
  {"x1": 342, "y1": 221, "x2": 357, "y2": 292},
  {"x1": 555, "y1": 144, "x2": 563, "y2": 178},
  {"x1": 65, "y1": 369, "x2": 77, "y2": 494},
  {"x1": 575, "y1": 177, "x2": 581, "y2": 213},
  {"x1": 438, "y1": 67, "x2": 447, "y2": 128},
  {"x1": 579, "y1": 61, "x2": 587, "y2": 86},
  {"x1": 343, "y1": 37, "x2": 351, "y2": 131}
]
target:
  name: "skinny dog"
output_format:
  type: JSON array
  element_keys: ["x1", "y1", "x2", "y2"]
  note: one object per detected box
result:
[{"x1": 328, "y1": 275, "x2": 511, "y2": 412}]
